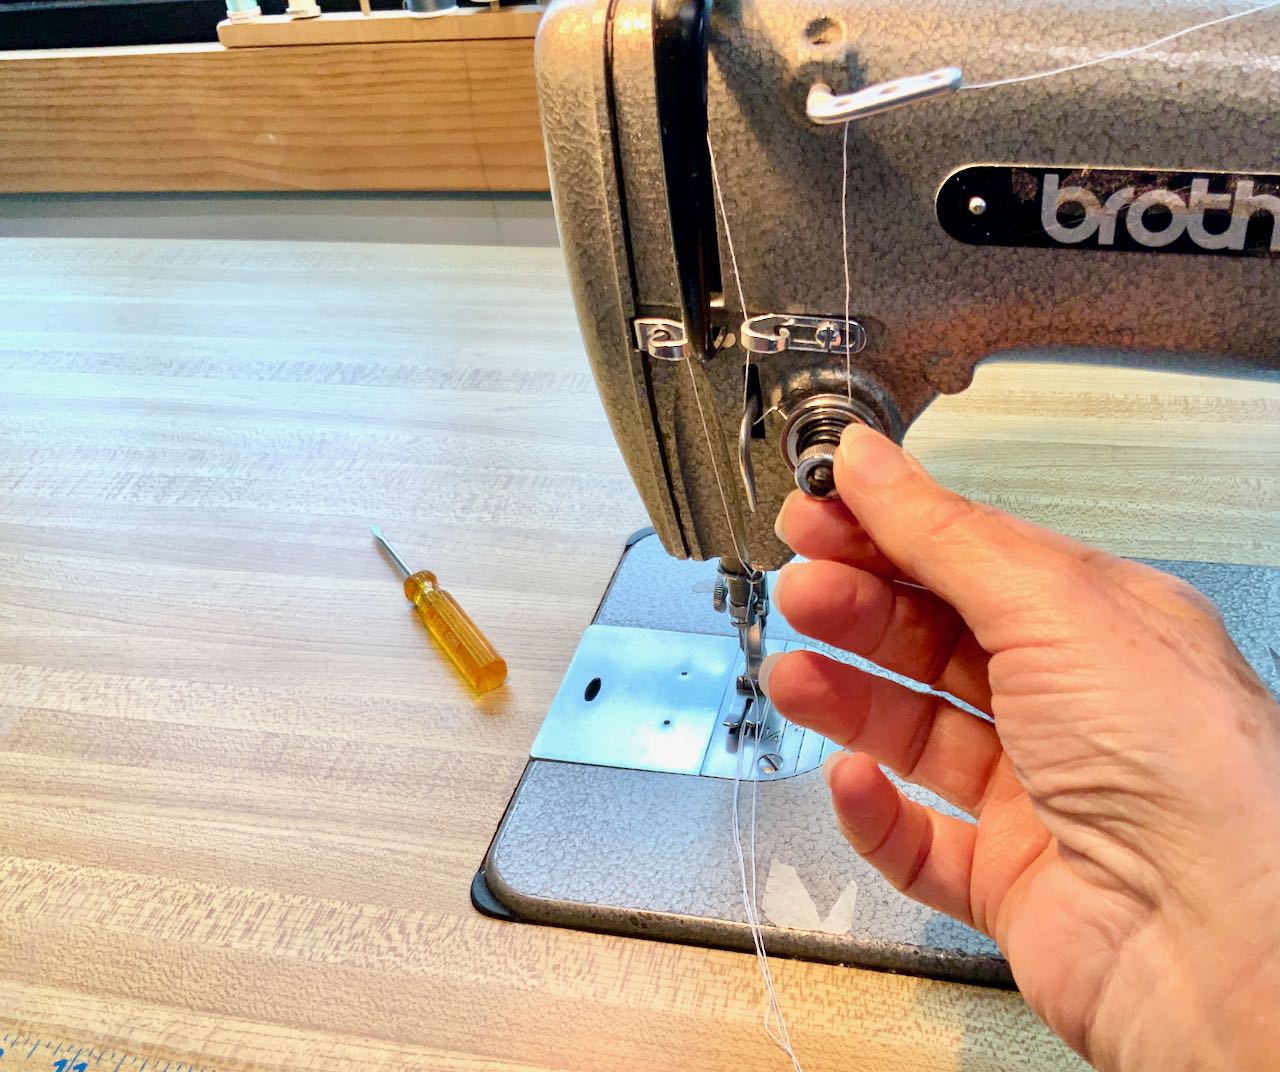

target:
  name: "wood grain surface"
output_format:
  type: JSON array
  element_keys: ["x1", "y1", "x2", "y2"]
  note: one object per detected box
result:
[
  {"x1": 0, "y1": 26, "x2": 547, "y2": 193},
  {"x1": 0, "y1": 237, "x2": 1277, "y2": 1072}
]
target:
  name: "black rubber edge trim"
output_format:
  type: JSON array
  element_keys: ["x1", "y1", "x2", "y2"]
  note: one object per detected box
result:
[
  {"x1": 623, "y1": 525, "x2": 657, "y2": 550},
  {"x1": 471, "y1": 867, "x2": 520, "y2": 922},
  {"x1": 471, "y1": 763, "x2": 537, "y2": 923}
]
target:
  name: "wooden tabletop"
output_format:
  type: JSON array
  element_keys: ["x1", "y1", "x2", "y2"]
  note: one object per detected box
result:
[{"x1": 0, "y1": 237, "x2": 1276, "y2": 1072}]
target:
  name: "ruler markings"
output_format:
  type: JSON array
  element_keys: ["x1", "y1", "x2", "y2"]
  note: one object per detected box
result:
[{"x1": 0, "y1": 1038, "x2": 212, "y2": 1072}]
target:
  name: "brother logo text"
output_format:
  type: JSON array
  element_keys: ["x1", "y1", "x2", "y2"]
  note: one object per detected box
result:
[{"x1": 1042, "y1": 173, "x2": 1280, "y2": 251}]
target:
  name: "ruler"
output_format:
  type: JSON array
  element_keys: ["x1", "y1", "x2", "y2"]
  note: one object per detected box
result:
[{"x1": 0, "y1": 1034, "x2": 212, "y2": 1072}]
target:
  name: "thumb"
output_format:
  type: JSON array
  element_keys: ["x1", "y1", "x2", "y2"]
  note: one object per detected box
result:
[{"x1": 833, "y1": 424, "x2": 1094, "y2": 646}]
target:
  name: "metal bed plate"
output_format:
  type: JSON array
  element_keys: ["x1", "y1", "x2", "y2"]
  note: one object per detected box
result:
[{"x1": 477, "y1": 532, "x2": 1280, "y2": 986}]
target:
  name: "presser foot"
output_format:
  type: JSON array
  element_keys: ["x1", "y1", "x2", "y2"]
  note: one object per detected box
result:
[{"x1": 714, "y1": 557, "x2": 768, "y2": 698}]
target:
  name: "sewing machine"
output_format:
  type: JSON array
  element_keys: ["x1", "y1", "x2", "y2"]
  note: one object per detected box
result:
[{"x1": 474, "y1": 0, "x2": 1280, "y2": 984}]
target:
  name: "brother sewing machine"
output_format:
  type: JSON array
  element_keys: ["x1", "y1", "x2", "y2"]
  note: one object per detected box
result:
[{"x1": 474, "y1": 0, "x2": 1280, "y2": 984}]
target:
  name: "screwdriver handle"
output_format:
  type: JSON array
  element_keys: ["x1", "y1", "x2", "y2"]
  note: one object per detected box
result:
[{"x1": 403, "y1": 570, "x2": 507, "y2": 695}]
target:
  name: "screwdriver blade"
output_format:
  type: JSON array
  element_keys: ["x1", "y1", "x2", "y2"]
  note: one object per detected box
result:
[{"x1": 370, "y1": 524, "x2": 413, "y2": 578}]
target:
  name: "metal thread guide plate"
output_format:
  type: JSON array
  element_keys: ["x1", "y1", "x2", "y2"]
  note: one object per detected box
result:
[{"x1": 531, "y1": 624, "x2": 841, "y2": 780}]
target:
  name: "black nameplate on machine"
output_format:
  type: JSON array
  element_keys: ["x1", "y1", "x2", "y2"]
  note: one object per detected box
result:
[{"x1": 937, "y1": 165, "x2": 1280, "y2": 258}]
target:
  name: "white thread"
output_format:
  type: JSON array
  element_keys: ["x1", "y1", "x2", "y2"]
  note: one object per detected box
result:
[
  {"x1": 840, "y1": 121, "x2": 852, "y2": 405},
  {"x1": 705, "y1": 124, "x2": 805, "y2": 1072},
  {"x1": 731, "y1": 697, "x2": 805, "y2": 1070},
  {"x1": 696, "y1": 133, "x2": 754, "y2": 568},
  {"x1": 683, "y1": 357, "x2": 751, "y2": 572},
  {"x1": 707, "y1": 135, "x2": 753, "y2": 416},
  {"x1": 960, "y1": 0, "x2": 1280, "y2": 91},
  {"x1": 751, "y1": 721, "x2": 801, "y2": 1063}
]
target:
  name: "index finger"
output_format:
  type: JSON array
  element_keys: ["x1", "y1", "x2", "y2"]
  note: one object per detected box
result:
[
  {"x1": 831, "y1": 426, "x2": 1112, "y2": 649},
  {"x1": 776, "y1": 491, "x2": 907, "y2": 579}
]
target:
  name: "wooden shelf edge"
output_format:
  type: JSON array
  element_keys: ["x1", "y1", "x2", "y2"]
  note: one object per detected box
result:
[
  {"x1": 0, "y1": 35, "x2": 549, "y2": 193},
  {"x1": 217, "y1": 6, "x2": 544, "y2": 48}
]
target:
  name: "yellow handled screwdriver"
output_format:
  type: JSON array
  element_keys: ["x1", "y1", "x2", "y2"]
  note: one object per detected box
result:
[{"x1": 370, "y1": 526, "x2": 508, "y2": 695}]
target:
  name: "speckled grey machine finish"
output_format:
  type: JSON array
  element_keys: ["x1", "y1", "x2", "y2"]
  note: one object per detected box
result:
[
  {"x1": 524, "y1": 0, "x2": 1280, "y2": 987},
  {"x1": 537, "y1": 0, "x2": 1280, "y2": 572},
  {"x1": 480, "y1": 534, "x2": 1280, "y2": 986}
]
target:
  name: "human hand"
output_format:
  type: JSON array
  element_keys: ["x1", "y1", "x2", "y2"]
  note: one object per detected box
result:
[{"x1": 762, "y1": 424, "x2": 1280, "y2": 1072}]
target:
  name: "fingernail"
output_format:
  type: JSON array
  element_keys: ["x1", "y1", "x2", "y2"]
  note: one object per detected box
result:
[
  {"x1": 773, "y1": 494, "x2": 791, "y2": 543},
  {"x1": 822, "y1": 750, "x2": 847, "y2": 787},
  {"x1": 758, "y1": 651, "x2": 784, "y2": 697},
  {"x1": 838, "y1": 424, "x2": 911, "y2": 487},
  {"x1": 773, "y1": 561, "x2": 797, "y2": 607}
]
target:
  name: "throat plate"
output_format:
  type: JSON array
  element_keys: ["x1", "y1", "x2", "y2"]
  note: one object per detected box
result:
[{"x1": 531, "y1": 624, "x2": 837, "y2": 780}]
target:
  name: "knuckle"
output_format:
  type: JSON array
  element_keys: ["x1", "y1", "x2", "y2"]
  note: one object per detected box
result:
[
  {"x1": 911, "y1": 492, "x2": 985, "y2": 547},
  {"x1": 895, "y1": 813, "x2": 935, "y2": 896},
  {"x1": 1164, "y1": 576, "x2": 1223, "y2": 622},
  {"x1": 1044, "y1": 555, "x2": 1099, "y2": 599}
]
